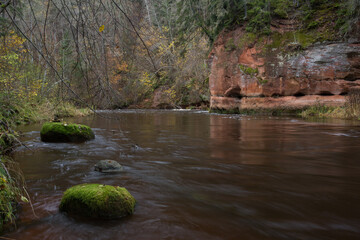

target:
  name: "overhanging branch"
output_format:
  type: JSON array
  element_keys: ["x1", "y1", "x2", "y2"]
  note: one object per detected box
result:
[{"x1": 0, "y1": 0, "x2": 11, "y2": 14}]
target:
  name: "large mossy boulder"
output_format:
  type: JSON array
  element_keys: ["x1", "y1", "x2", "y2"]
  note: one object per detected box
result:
[
  {"x1": 40, "y1": 122, "x2": 95, "y2": 143},
  {"x1": 59, "y1": 184, "x2": 136, "y2": 219}
]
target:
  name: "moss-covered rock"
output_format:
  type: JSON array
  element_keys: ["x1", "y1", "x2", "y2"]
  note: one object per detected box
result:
[
  {"x1": 40, "y1": 122, "x2": 95, "y2": 143},
  {"x1": 59, "y1": 184, "x2": 136, "y2": 219}
]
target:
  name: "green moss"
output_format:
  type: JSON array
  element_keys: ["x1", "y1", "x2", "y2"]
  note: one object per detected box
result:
[
  {"x1": 239, "y1": 65, "x2": 259, "y2": 77},
  {"x1": 59, "y1": 184, "x2": 136, "y2": 219},
  {"x1": 211, "y1": 107, "x2": 304, "y2": 116},
  {"x1": 257, "y1": 77, "x2": 268, "y2": 85},
  {"x1": 40, "y1": 122, "x2": 95, "y2": 143},
  {"x1": 295, "y1": 32, "x2": 316, "y2": 48},
  {"x1": 237, "y1": 33, "x2": 257, "y2": 49},
  {"x1": 225, "y1": 38, "x2": 236, "y2": 51},
  {"x1": 300, "y1": 105, "x2": 346, "y2": 118},
  {"x1": 265, "y1": 31, "x2": 318, "y2": 52},
  {"x1": 210, "y1": 108, "x2": 241, "y2": 114},
  {"x1": 0, "y1": 132, "x2": 17, "y2": 154},
  {"x1": 301, "y1": 91, "x2": 360, "y2": 120},
  {"x1": 307, "y1": 21, "x2": 320, "y2": 29}
]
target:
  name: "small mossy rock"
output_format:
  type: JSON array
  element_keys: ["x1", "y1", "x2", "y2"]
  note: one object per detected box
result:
[
  {"x1": 40, "y1": 122, "x2": 95, "y2": 143},
  {"x1": 59, "y1": 184, "x2": 136, "y2": 219},
  {"x1": 94, "y1": 160, "x2": 123, "y2": 173}
]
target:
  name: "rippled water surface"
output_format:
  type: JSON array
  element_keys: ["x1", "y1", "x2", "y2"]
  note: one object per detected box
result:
[{"x1": 5, "y1": 110, "x2": 360, "y2": 240}]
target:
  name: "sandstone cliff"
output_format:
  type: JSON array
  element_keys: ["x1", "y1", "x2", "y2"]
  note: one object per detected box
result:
[{"x1": 209, "y1": 18, "x2": 360, "y2": 111}]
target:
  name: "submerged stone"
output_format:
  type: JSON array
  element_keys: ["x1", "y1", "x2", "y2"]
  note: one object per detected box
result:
[
  {"x1": 94, "y1": 160, "x2": 123, "y2": 173},
  {"x1": 40, "y1": 122, "x2": 95, "y2": 143},
  {"x1": 59, "y1": 183, "x2": 136, "y2": 219}
]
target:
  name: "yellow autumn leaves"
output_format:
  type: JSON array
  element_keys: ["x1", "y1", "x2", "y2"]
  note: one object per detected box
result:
[{"x1": 0, "y1": 31, "x2": 42, "y2": 101}]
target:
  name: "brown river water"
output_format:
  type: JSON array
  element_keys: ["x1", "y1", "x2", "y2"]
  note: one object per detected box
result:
[{"x1": 4, "y1": 110, "x2": 360, "y2": 240}]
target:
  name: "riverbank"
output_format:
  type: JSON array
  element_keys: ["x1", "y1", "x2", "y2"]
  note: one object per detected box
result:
[
  {"x1": 210, "y1": 90, "x2": 360, "y2": 120},
  {"x1": 211, "y1": 105, "x2": 360, "y2": 120},
  {"x1": 300, "y1": 105, "x2": 358, "y2": 119},
  {"x1": 0, "y1": 100, "x2": 93, "y2": 234}
]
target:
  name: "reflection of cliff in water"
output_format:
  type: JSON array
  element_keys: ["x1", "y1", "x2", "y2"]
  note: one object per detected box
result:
[{"x1": 209, "y1": 115, "x2": 358, "y2": 178}]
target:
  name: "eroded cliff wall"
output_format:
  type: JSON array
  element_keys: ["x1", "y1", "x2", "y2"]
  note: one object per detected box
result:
[{"x1": 209, "y1": 20, "x2": 360, "y2": 111}]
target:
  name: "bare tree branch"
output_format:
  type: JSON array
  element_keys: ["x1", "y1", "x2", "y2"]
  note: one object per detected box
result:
[
  {"x1": 0, "y1": 0, "x2": 11, "y2": 14},
  {"x1": 111, "y1": 0, "x2": 158, "y2": 72}
]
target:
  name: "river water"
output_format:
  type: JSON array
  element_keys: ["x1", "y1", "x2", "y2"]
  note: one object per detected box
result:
[{"x1": 5, "y1": 110, "x2": 360, "y2": 240}]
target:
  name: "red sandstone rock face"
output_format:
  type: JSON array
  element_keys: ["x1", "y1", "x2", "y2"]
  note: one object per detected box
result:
[{"x1": 209, "y1": 28, "x2": 360, "y2": 110}]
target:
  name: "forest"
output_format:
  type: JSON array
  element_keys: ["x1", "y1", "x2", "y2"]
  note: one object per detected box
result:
[
  {"x1": 1, "y1": 0, "x2": 359, "y2": 114},
  {"x1": 1, "y1": 0, "x2": 360, "y2": 236}
]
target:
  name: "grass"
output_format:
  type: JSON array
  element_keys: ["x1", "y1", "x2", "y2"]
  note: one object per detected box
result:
[
  {"x1": 212, "y1": 103, "x2": 360, "y2": 120},
  {"x1": 16, "y1": 101, "x2": 93, "y2": 124},
  {"x1": 1, "y1": 99, "x2": 93, "y2": 126},
  {"x1": 210, "y1": 107, "x2": 303, "y2": 116},
  {"x1": 0, "y1": 156, "x2": 27, "y2": 234},
  {"x1": 300, "y1": 105, "x2": 347, "y2": 118},
  {"x1": 211, "y1": 90, "x2": 360, "y2": 120},
  {"x1": 301, "y1": 90, "x2": 360, "y2": 120},
  {"x1": 345, "y1": 89, "x2": 360, "y2": 118}
]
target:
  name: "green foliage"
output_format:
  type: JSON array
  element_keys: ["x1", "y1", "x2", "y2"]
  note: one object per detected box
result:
[
  {"x1": 300, "y1": 105, "x2": 346, "y2": 118},
  {"x1": 257, "y1": 77, "x2": 268, "y2": 85},
  {"x1": 211, "y1": 107, "x2": 304, "y2": 115},
  {"x1": 300, "y1": 91, "x2": 360, "y2": 120},
  {"x1": 237, "y1": 32, "x2": 257, "y2": 49},
  {"x1": 246, "y1": 0, "x2": 271, "y2": 34},
  {"x1": 271, "y1": 0, "x2": 291, "y2": 18},
  {"x1": 0, "y1": 102, "x2": 20, "y2": 154},
  {"x1": 0, "y1": 156, "x2": 26, "y2": 234},
  {"x1": 225, "y1": 38, "x2": 236, "y2": 51},
  {"x1": 307, "y1": 21, "x2": 319, "y2": 29},
  {"x1": 175, "y1": 0, "x2": 359, "y2": 42},
  {"x1": 239, "y1": 64, "x2": 259, "y2": 77},
  {"x1": 176, "y1": 0, "x2": 247, "y2": 43},
  {"x1": 265, "y1": 30, "x2": 324, "y2": 52}
]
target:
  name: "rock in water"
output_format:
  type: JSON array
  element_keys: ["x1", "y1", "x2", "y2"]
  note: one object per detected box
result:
[
  {"x1": 94, "y1": 160, "x2": 123, "y2": 173},
  {"x1": 59, "y1": 184, "x2": 136, "y2": 219},
  {"x1": 40, "y1": 122, "x2": 95, "y2": 143}
]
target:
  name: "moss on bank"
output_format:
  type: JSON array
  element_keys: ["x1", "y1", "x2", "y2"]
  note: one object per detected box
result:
[
  {"x1": 300, "y1": 105, "x2": 360, "y2": 120},
  {"x1": 300, "y1": 91, "x2": 360, "y2": 120},
  {"x1": 17, "y1": 101, "x2": 93, "y2": 124},
  {"x1": 210, "y1": 107, "x2": 304, "y2": 116},
  {"x1": 210, "y1": 105, "x2": 360, "y2": 120},
  {"x1": 59, "y1": 184, "x2": 136, "y2": 219},
  {"x1": 1, "y1": 100, "x2": 93, "y2": 126}
]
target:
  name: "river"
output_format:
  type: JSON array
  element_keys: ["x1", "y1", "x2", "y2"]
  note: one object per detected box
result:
[{"x1": 5, "y1": 110, "x2": 360, "y2": 240}]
